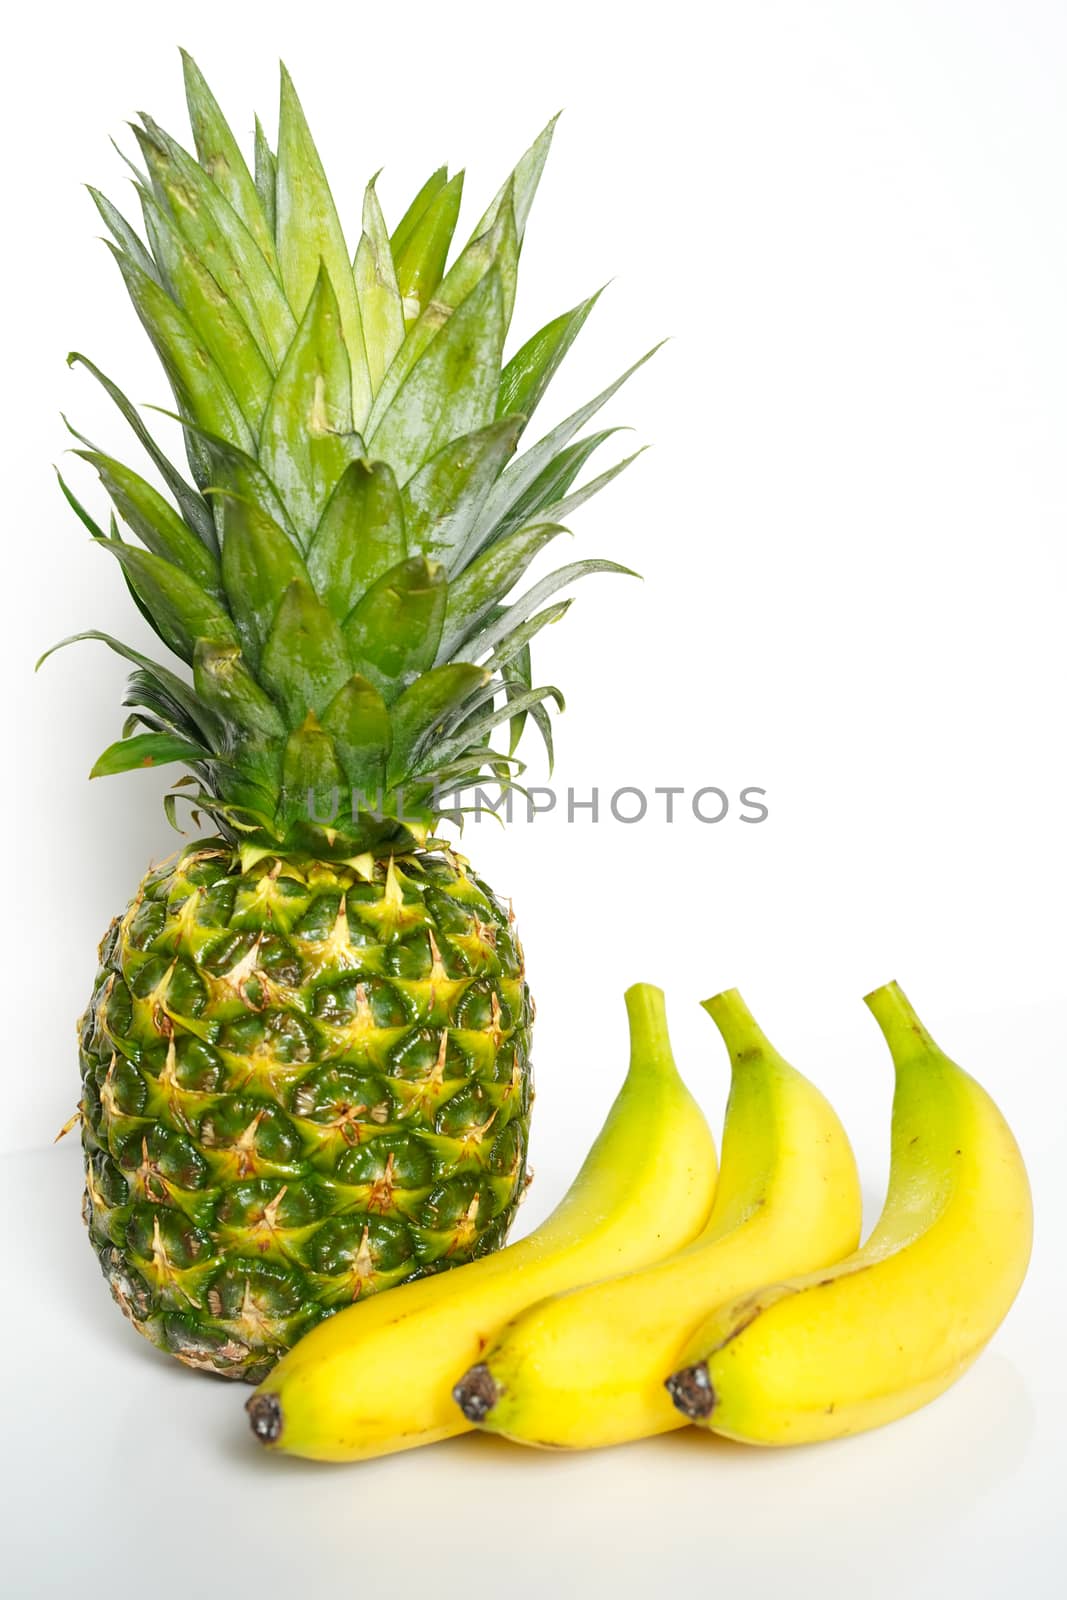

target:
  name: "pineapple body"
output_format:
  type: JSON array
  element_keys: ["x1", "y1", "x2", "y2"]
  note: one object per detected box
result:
[
  {"x1": 54, "y1": 57, "x2": 652, "y2": 1376},
  {"x1": 79, "y1": 843, "x2": 532, "y2": 1380}
]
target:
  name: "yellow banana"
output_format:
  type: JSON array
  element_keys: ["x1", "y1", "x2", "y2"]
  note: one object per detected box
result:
[
  {"x1": 453, "y1": 988, "x2": 862, "y2": 1448},
  {"x1": 666, "y1": 980, "x2": 1033, "y2": 1445},
  {"x1": 246, "y1": 983, "x2": 717, "y2": 1460}
]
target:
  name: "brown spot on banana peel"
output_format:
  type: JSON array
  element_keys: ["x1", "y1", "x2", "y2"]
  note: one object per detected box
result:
[
  {"x1": 246, "y1": 1392, "x2": 284, "y2": 1445},
  {"x1": 665, "y1": 1362, "x2": 716, "y2": 1421},
  {"x1": 453, "y1": 1363, "x2": 500, "y2": 1424},
  {"x1": 666, "y1": 1286, "x2": 805, "y2": 1420}
]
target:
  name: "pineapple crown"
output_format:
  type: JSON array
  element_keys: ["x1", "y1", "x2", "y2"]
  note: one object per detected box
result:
[{"x1": 44, "y1": 53, "x2": 656, "y2": 861}]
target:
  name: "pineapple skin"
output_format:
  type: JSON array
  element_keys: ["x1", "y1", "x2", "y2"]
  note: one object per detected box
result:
[{"x1": 78, "y1": 842, "x2": 532, "y2": 1380}]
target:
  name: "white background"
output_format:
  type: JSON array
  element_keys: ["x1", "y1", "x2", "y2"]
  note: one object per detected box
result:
[{"x1": 3, "y1": 0, "x2": 1064, "y2": 1593}]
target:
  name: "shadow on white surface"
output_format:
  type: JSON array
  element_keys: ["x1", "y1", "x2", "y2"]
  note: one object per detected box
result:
[{"x1": 5, "y1": 1140, "x2": 1053, "y2": 1599}]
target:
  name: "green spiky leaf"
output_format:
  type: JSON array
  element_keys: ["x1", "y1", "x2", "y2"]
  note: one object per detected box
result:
[
  {"x1": 75, "y1": 450, "x2": 222, "y2": 593},
  {"x1": 281, "y1": 712, "x2": 346, "y2": 824},
  {"x1": 392, "y1": 171, "x2": 463, "y2": 324},
  {"x1": 307, "y1": 458, "x2": 407, "y2": 621},
  {"x1": 95, "y1": 539, "x2": 238, "y2": 663},
  {"x1": 497, "y1": 291, "x2": 601, "y2": 424},
  {"x1": 390, "y1": 167, "x2": 447, "y2": 261},
  {"x1": 276, "y1": 66, "x2": 370, "y2": 423},
  {"x1": 354, "y1": 178, "x2": 406, "y2": 390},
  {"x1": 343, "y1": 556, "x2": 447, "y2": 699},
  {"x1": 321, "y1": 674, "x2": 391, "y2": 792},
  {"x1": 402, "y1": 415, "x2": 523, "y2": 570},
  {"x1": 180, "y1": 50, "x2": 277, "y2": 269},
  {"x1": 259, "y1": 264, "x2": 360, "y2": 544},
  {"x1": 133, "y1": 114, "x2": 294, "y2": 366},
  {"x1": 259, "y1": 578, "x2": 352, "y2": 722},
  {"x1": 439, "y1": 521, "x2": 566, "y2": 659},
  {"x1": 67, "y1": 353, "x2": 216, "y2": 550},
  {"x1": 219, "y1": 495, "x2": 308, "y2": 665},
  {"x1": 109, "y1": 245, "x2": 253, "y2": 452},
  {"x1": 90, "y1": 730, "x2": 208, "y2": 778},
  {"x1": 388, "y1": 663, "x2": 490, "y2": 784},
  {"x1": 254, "y1": 117, "x2": 277, "y2": 239},
  {"x1": 139, "y1": 188, "x2": 274, "y2": 429},
  {"x1": 88, "y1": 186, "x2": 161, "y2": 285},
  {"x1": 369, "y1": 268, "x2": 506, "y2": 483}
]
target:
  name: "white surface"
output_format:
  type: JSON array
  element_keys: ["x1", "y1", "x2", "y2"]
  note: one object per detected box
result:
[
  {"x1": 2, "y1": 0, "x2": 1065, "y2": 1592},
  {"x1": 4, "y1": 1123, "x2": 1064, "y2": 1599}
]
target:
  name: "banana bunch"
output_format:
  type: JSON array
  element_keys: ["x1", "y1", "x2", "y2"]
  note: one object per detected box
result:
[{"x1": 247, "y1": 981, "x2": 1032, "y2": 1460}]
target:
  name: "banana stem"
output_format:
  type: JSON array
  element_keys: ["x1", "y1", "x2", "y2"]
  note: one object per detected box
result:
[
  {"x1": 701, "y1": 988, "x2": 772, "y2": 1061},
  {"x1": 623, "y1": 984, "x2": 673, "y2": 1075},
  {"x1": 864, "y1": 980, "x2": 941, "y2": 1061}
]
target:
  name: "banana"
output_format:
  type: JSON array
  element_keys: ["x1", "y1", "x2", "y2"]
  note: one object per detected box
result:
[
  {"x1": 246, "y1": 983, "x2": 717, "y2": 1460},
  {"x1": 666, "y1": 980, "x2": 1033, "y2": 1446},
  {"x1": 453, "y1": 988, "x2": 862, "y2": 1448}
]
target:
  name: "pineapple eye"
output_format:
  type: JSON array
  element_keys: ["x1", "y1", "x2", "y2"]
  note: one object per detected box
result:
[
  {"x1": 307, "y1": 1215, "x2": 414, "y2": 1278},
  {"x1": 127, "y1": 898, "x2": 167, "y2": 950},
  {"x1": 205, "y1": 1258, "x2": 309, "y2": 1321},
  {"x1": 333, "y1": 1132, "x2": 433, "y2": 1189},
  {"x1": 125, "y1": 1202, "x2": 212, "y2": 1269}
]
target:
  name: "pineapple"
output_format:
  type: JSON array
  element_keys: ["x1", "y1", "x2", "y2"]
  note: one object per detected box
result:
[{"x1": 50, "y1": 55, "x2": 653, "y2": 1381}]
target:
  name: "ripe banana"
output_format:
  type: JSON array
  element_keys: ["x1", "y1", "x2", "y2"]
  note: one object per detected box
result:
[
  {"x1": 246, "y1": 983, "x2": 717, "y2": 1460},
  {"x1": 666, "y1": 980, "x2": 1033, "y2": 1445},
  {"x1": 453, "y1": 988, "x2": 862, "y2": 1448}
]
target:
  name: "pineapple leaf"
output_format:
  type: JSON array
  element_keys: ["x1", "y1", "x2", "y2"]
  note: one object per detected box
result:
[
  {"x1": 354, "y1": 178, "x2": 406, "y2": 391},
  {"x1": 153, "y1": 409, "x2": 298, "y2": 543},
  {"x1": 390, "y1": 167, "x2": 448, "y2": 263},
  {"x1": 342, "y1": 555, "x2": 447, "y2": 700},
  {"x1": 95, "y1": 539, "x2": 238, "y2": 664},
  {"x1": 193, "y1": 638, "x2": 287, "y2": 740},
  {"x1": 138, "y1": 188, "x2": 274, "y2": 430},
  {"x1": 276, "y1": 65, "x2": 371, "y2": 424},
  {"x1": 479, "y1": 430, "x2": 633, "y2": 554},
  {"x1": 368, "y1": 267, "x2": 506, "y2": 483},
  {"x1": 307, "y1": 458, "x2": 407, "y2": 621},
  {"x1": 180, "y1": 50, "x2": 278, "y2": 269},
  {"x1": 539, "y1": 445, "x2": 647, "y2": 525},
  {"x1": 387, "y1": 663, "x2": 490, "y2": 785},
  {"x1": 254, "y1": 117, "x2": 277, "y2": 239},
  {"x1": 463, "y1": 559, "x2": 637, "y2": 660},
  {"x1": 474, "y1": 344, "x2": 662, "y2": 545},
  {"x1": 497, "y1": 290, "x2": 602, "y2": 425},
  {"x1": 438, "y1": 521, "x2": 567, "y2": 660},
  {"x1": 507, "y1": 642, "x2": 534, "y2": 757},
  {"x1": 471, "y1": 114, "x2": 559, "y2": 245},
  {"x1": 218, "y1": 495, "x2": 308, "y2": 666},
  {"x1": 392, "y1": 171, "x2": 464, "y2": 325},
  {"x1": 481, "y1": 598, "x2": 572, "y2": 674},
  {"x1": 259, "y1": 263, "x2": 359, "y2": 545},
  {"x1": 37, "y1": 628, "x2": 223, "y2": 746},
  {"x1": 87, "y1": 185, "x2": 161, "y2": 285},
  {"x1": 402, "y1": 415, "x2": 523, "y2": 570},
  {"x1": 75, "y1": 450, "x2": 222, "y2": 594},
  {"x1": 121, "y1": 671, "x2": 204, "y2": 743},
  {"x1": 367, "y1": 196, "x2": 516, "y2": 439},
  {"x1": 132, "y1": 114, "x2": 294, "y2": 365},
  {"x1": 67, "y1": 353, "x2": 217, "y2": 551},
  {"x1": 281, "y1": 713, "x2": 346, "y2": 821},
  {"x1": 429, "y1": 684, "x2": 563, "y2": 773},
  {"x1": 109, "y1": 245, "x2": 254, "y2": 451},
  {"x1": 90, "y1": 730, "x2": 209, "y2": 778},
  {"x1": 54, "y1": 467, "x2": 106, "y2": 539},
  {"x1": 259, "y1": 578, "x2": 352, "y2": 722},
  {"x1": 321, "y1": 674, "x2": 391, "y2": 792}
]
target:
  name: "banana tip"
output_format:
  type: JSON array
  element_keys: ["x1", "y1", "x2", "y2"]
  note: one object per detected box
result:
[
  {"x1": 246, "y1": 1391, "x2": 284, "y2": 1445},
  {"x1": 453, "y1": 1362, "x2": 500, "y2": 1424},
  {"x1": 665, "y1": 1362, "x2": 716, "y2": 1421}
]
